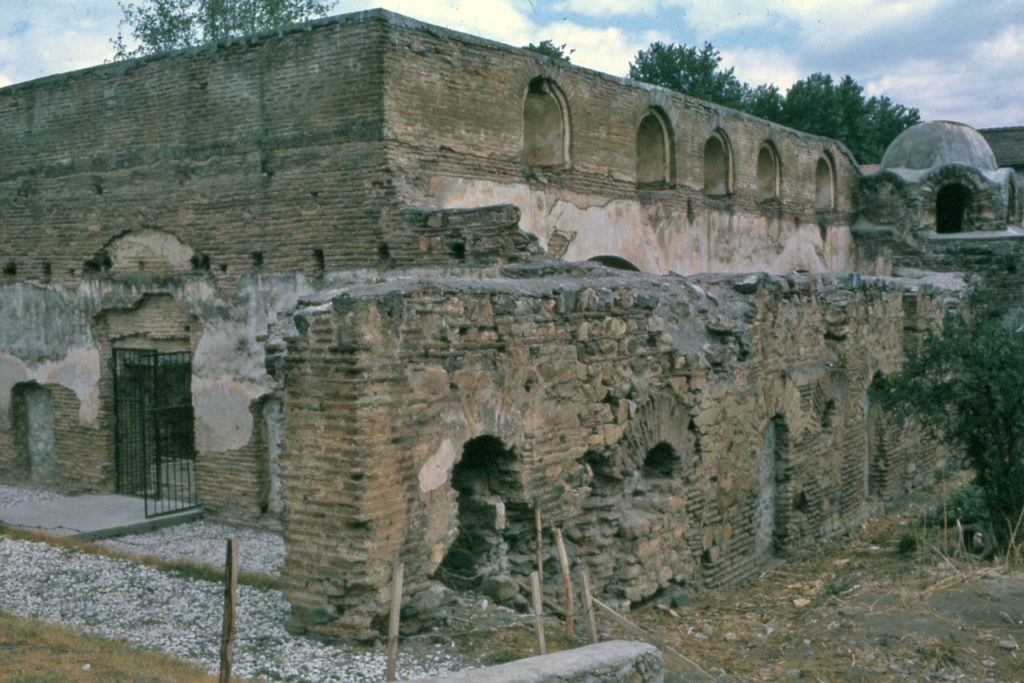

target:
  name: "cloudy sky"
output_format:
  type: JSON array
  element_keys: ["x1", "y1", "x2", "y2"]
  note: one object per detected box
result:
[{"x1": 1, "y1": 0, "x2": 1021, "y2": 128}]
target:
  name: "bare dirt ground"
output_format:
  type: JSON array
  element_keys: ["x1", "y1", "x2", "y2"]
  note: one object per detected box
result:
[{"x1": 421, "y1": 471, "x2": 1024, "y2": 682}]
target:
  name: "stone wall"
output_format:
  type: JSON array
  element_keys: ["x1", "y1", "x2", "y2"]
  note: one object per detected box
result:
[
  {"x1": 410, "y1": 641, "x2": 663, "y2": 683},
  {"x1": 278, "y1": 264, "x2": 961, "y2": 634},
  {"x1": 380, "y1": 12, "x2": 860, "y2": 275}
]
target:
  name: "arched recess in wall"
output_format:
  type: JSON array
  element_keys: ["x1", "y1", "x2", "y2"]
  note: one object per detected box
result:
[
  {"x1": 438, "y1": 435, "x2": 529, "y2": 587},
  {"x1": 936, "y1": 183, "x2": 973, "y2": 233},
  {"x1": 815, "y1": 154, "x2": 836, "y2": 210},
  {"x1": 636, "y1": 108, "x2": 673, "y2": 186},
  {"x1": 1009, "y1": 179, "x2": 1018, "y2": 224},
  {"x1": 756, "y1": 142, "x2": 781, "y2": 201},
  {"x1": 703, "y1": 130, "x2": 732, "y2": 196},
  {"x1": 522, "y1": 77, "x2": 570, "y2": 168},
  {"x1": 588, "y1": 255, "x2": 641, "y2": 271},
  {"x1": 755, "y1": 415, "x2": 790, "y2": 559},
  {"x1": 11, "y1": 382, "x2": 57, "y2": 486}
]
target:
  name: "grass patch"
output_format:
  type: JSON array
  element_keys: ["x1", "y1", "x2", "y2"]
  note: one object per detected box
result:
[
  {"x1": 0, "y1": 611, "x2": 218, "y2": 682},
  {"x1": 0, "y1": 523, "x2": 280, "y2": 591}
]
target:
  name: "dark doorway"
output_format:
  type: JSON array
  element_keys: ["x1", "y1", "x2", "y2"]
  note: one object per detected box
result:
[
  {"x1": 936, "y1": 184, "x2": 972, "y2": 233},
  {"x1": 112, "y1": 349, "x2": 199, "y2": 517}
]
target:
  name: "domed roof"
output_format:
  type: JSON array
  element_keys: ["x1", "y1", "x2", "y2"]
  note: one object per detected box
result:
[{"x1": 880, "y1": 121, "x2": 998, "y2": 172}]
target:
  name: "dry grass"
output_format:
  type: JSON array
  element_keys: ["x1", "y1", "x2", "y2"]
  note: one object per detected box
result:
[{"x1": 0, "y1": 611, "x2": 217, "y2": 682}]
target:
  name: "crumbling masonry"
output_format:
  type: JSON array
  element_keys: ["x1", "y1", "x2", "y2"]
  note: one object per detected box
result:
[{"x1": 0, "y1": 9, "x2": 1020, "y2": 635}]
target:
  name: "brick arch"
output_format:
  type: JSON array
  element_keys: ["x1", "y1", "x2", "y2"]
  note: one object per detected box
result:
[
  {"x1": 636, "y1": 107, "x2": 673, "y2": 186},
  {"x1": 522, "y1": 76, "x2": 571, "y2": 168},
  {"x1": 703, "y1": 128, "x2": 733, "y2": 196}
]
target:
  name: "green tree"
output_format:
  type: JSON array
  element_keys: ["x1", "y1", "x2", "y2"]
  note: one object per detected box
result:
[
  {"x1": 878, "y1": 315, "x2": 1024, "y2": 550},
  {"x1": 628, "y1": 41, "x2": 746, "y2": 109},
  {"x1": 523, "y1": 39, "x2": 573, "y2": 62},
  {"x1": 113, "y1": 0, "x2": 337, "y2": 59}
]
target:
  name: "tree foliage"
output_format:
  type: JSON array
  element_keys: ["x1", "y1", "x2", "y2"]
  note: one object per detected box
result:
[
  {"x1": 523, "y1": 39, "x2": 573, "y2": 62},
  {"x1": 877, "y1": 316, "x2": 1024, "y2": 549},
  {"x1": 113, "y1": 0, "x2": 337, "y2": 58},
  {"x1": 627, "y1": 42, "x2": 920, "y2": 164}
]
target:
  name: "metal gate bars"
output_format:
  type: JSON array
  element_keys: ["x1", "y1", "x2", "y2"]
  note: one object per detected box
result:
[{"x1": 112, "y1": 348, "x2": 200, "y2": 517}]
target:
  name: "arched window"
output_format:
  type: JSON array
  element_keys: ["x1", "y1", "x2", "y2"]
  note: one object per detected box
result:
[
  {"x1": 636, "y1": 109, "x2": 671, "y2": 186},
  {"x1": 936, "y1": 183, "x2": 972, "y2": 233},
  {"x1": 756, "y1": 143, "x2": 780, "y2": 200},
  {"x1": 703, "y1": 131, "x2": 731, "y2": 196},
  {"x1": 522, "y1": 77, "x2": 569, "y2": 167},
  {"x1": 815, "y1": 155, "x2": 835, "y2": 210}
]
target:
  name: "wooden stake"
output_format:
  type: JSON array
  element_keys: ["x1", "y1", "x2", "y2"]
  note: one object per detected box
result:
[
  {"x1": 553, "y1": 528, "x2": 575, "y2": 639},
  {"x1": 580, "y1": 567, "x2": 599, "y2": 644},
  {"x1": 529, "y1": 571, "x2": 546, "y2": 654},
  {"x1": 219, "y1": 537, "x2": 239, "y2": 683},
  {"x1": 534, "y1": 499, "x2": 544, "y2": 585},
  {"x1": 385, "y1": 561, "x2": 404, "y2": 682},
  {"x1": 591, "y1": 597, "x2": 713, "y2": 680}
]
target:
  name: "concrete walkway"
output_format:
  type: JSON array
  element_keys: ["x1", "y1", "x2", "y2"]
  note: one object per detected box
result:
[{"x1": 0, "y1": 494, "x2": 201, "y2": 540}]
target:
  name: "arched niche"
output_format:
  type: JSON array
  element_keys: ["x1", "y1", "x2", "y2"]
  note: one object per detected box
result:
[
  {"x1": 756, "y1": 142, "x2": 781, "y2": 201},
  {"x1": 522, "y1": 77, "x2": 570, "y2": 167},
  {"x1": 703, "y1": 130, "x2": 732, "y2": 196},
  {"x1": 936, "y1": 183, "x2": 973, "y2": 233},
  {"x1": 636, "y1": 109, "x2": 672, "y2": 186},
  {"x1": 815, "y1": 155, "x2": 836, "y2": 210}
]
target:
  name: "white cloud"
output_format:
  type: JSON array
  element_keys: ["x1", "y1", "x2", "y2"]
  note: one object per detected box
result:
[
  {"x1": 865, "y1": 24, "x2": 1024, "y2": 128},
  {"x1": 534, "y1": 22, "x2": 666, "y2": 76},
  {"x1": 663, "y1": 0, "x2": 950, "y2": 49},
  {"x1": 552, "y1": 0, "x2": 656, "y2": 17},
  {"x1": 719, "y1": 47, "x2": 802, "y2": 91},
  {"x1": 337, "y1": 0, "x2": 535, "y2": 46}
]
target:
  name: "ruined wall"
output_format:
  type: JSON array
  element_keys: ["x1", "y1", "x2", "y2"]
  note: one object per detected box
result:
[
  {"x1": 379, "y1": 13, "x2": 859, "y2": 275},
  {"x1": 279, "y1": 265, "x2": 959, "y2": 634},
  {"x1": 0, "y1": 12, "x2": 394, "y2": 293}
]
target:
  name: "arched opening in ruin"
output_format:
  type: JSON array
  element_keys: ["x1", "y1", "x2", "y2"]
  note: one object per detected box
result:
[
  {"x1": 439, "y1": 435, "x2": 528, "y2": 586},
  {"x1": 755, "y1": 416, "x2": 789, "y2": 558},
  {"x1": 756, "y1": 143, "x2": 780, "y2": 200},
  {"x1": 636, "y1": 109, "x2": 671, "y2": 186},
  {"x1": 703, "y1": 132, "x2": 731, "y2": 196},
  {"x1": 11, "y1": 382, "x2": 56, "y2": 485},
  {"x1": 643, "y1": 441, "x2": 680, "y2": 478},
  {"x1": 257, "y1": 397, "x2": 284, "y2": 518},
  {"x1": 815, "y1": 156, "x2": 835, "y2": 210},
  {"x1": 936, "y1": 183, "x2": 972, "y2": 233},
  {"x1": 588, "y1": 255, "x2": 641, "y2": 271},
  {"x1": 522, "y1": 77, "x2": 569, "y2": 167}
]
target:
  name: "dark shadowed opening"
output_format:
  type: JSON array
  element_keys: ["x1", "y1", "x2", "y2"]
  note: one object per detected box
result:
[
  {"x1": 643, "y1": 441, "x2": 680, "y2": 478},
  {"x1": 589, "y1": 255, "x2": 641, "y2": 271},
  {"x1": 936, "y1": 183, "x2": 972, "y2": 233}
]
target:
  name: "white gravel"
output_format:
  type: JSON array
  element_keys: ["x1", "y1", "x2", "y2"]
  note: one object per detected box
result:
[
  {"x1": 0, "y1": 536, "x2": 466, "y2": 681},
  {"x1": 99, "y1": 520, "x2": 286, "y2": 576},
  {"x1": 0, "y1": 485, "x2": 468, "y2": 680}
]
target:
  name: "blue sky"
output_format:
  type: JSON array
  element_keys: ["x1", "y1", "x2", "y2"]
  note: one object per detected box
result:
[{"x1": 1, "y1": 0, "x2": 1021, "y2": 128}]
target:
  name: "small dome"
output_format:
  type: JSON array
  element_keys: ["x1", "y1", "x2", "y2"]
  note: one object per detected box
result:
[{"x1": 880, "y1": 121, "x2": 998, "y2": 172}]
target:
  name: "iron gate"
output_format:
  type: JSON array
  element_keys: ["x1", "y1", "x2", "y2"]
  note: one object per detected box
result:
[{"x1": 113, "y1": 348, "x2": 200, "y2": 517}]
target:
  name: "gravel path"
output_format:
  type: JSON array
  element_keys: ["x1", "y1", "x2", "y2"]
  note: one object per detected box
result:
[
  {"x1": 98, "y1": 520, "x2": 286, "y2": 576},
  {"x1": 0, "y1": 536, "x2": 466, "y2": 681}
]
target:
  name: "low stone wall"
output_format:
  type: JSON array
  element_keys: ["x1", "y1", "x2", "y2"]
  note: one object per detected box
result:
[{"x1": 409, "y1": 641, "x2": 663, "y2": 683}]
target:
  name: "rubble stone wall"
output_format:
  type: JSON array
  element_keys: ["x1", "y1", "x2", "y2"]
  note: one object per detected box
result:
[{"x1": 279, "y1": 266, "x2": 958, "y2": 634}]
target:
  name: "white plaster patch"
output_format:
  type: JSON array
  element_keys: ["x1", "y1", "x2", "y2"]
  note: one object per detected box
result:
[
  {"x1": 108, "y1": 230, "x2": 194, "y2": 273},
  {"x1": 419, "y1": 438, "x2": 458, "y2": 493},
  {"x1": 192, "y1": 378, "x2": 263, "y2": 453},
  {"x1": 0, "y1": 347, "x2": 101, "y2": 430}
]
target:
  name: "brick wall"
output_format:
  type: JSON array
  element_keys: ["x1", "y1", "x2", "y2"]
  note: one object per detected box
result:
[{"x1": 279, "y1": 267, "x2": 957, "y2": 634}]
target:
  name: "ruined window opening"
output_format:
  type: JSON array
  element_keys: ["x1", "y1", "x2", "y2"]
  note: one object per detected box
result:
[
  {"x1": 936, "y1": 183, "x2": 972, "y2": 233},
  {"x1": 815, "y1": 156, "x2": 835, "y2": 210},
  {"x1": 522, "y1": 77, "x2": 569, "y2": 168},
  {"x1": 636, "y1": 109, "x2": 671, "y2": 186},
  {"x1": 377, "y1": 242, "x2": 391, "y2": 262},
  {"x1": 12, "y1": 382, "x2": 56, "y2": 485},
  {"x1": 588, "y1": 255, "x2": 640, "y2": 272},
  {"x1": 703, "y1": 132, "x2": 731, "y2": 196},
  {"x1": 439, "y1": 435, "x2": 526, "y2": 586},
  {"x1": 821, "y1": 400, "x2": 836, "y2": 429},
  {"x1": 756, "y1": 143, "x2": 780, "y2": 200},
  {"x1": 313, "y1": 248, "x2": 325, "y2": 275},
  {"x1": 41, "y1": 261, "x2": 51, "y2": 279},
  {"x1": 450, "y1": 241, "x2": 466, "y2": 260},
  {"x1": 643, "y1": 441, "x2": 680, "y2": 478}
]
